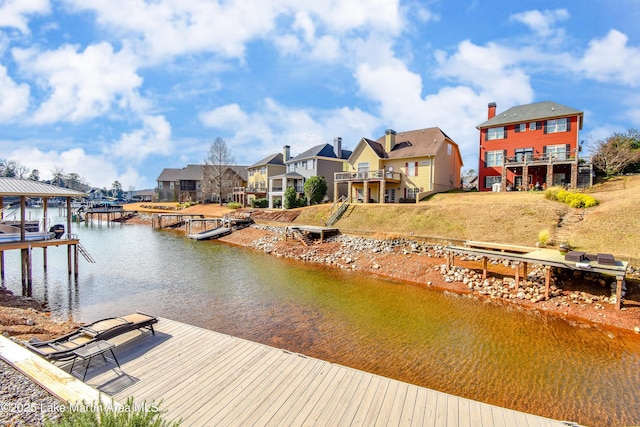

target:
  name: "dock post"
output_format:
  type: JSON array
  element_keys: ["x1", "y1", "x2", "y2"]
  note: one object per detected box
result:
[
  {"x1": 615, "y1": 277, "x2": 623, "y2": 310},
  {"x1": 74, "y1": 244, "x2": 79, "y2": 278},
  {"x1": 544, "y1": 266, "x2": 551, "y2": 300},
  {"x1": 514, "y1": 262, "x2": 520, "y2": 293},
  {"x1": 482, "y1": 257, "x2": 487, "y2": 279}
]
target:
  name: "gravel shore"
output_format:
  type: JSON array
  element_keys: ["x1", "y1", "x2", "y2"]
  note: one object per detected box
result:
[{"x1": 0, "y1": 359, "x2": 62, "y2": 426}]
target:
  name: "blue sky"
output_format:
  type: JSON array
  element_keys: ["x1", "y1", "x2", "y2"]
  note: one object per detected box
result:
[{"x1": 1, "y1": 0, "x2": 639, "y2": 190}]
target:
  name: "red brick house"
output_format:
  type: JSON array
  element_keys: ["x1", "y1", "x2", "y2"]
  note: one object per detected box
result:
[{"x1": 477, "y1": 101, "x2": 586, "y2": 191}]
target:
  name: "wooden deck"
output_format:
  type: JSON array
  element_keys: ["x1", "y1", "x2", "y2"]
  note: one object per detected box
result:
[{"x1": 72, "y1": 318, "x2": 568, "y2": 427}]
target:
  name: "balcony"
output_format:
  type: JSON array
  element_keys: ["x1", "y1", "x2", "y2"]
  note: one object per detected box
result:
[
  {"x1": 233, "y1": 186, "x2": 267, "y2": 194},
  {"x1": 504, "y1": 153, "x2": 577, "y2": 166},
  {"x1": 335, "y1": 170, "x2": 402, "y2": 183}
]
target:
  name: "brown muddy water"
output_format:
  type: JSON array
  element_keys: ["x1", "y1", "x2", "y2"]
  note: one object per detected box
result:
[{"x1": 2, "y1": 221, "x2": 640, "y2": 427}]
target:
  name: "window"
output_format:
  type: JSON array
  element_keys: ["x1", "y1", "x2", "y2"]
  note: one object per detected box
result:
[
  {"x1": 546, "y1": 144, "x2": 568, "y2": 160},
  {"x1": 546, "y1": 118, "x2": 568, "y2": 133},
  {"x1": 406, "y1": 187, "x2": 420, "y2": 199},
  {"x1": 158, "y1": 182, "x2": 163, "y2": 189},
  {"x1": 514, "y1": 148, "x2": 533, "y2": 162},
  {"x1": 485, "y1": 176, "x2": 502, "y2": 189},
  {"x1": 485, "y1": 150, "x2": 503, "y2": 167},
  {"x1": 301, "y1": 161, "x2": 307, "y2": 169},
  {"x1": 515, "y1": 123, "x2": 526, "y2": 133},
  {"x1": 486, "y1": 127, "x2": 505, "y2": 140},
  {"x1": 447, "y1": 143, "x2": 452, "y2": 155},
  {"x1": 407, "y1": 162, "x2": 416, "y2": 176},
  {"x1": 169, "y1": 182, "x2": 174, "y2": 190},
  {"x1": 357, "y1": 162, "x2": 369, "y2": 178},
  {"x1": 307, "y1": 159, "x2": 314, "y2": 170},
  {"x1": 529, "y1": 122, "x2": 537, "y2": 131}
]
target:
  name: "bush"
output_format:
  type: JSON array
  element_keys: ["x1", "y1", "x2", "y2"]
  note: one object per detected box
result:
[
  {"x1": 226, "y1": 202, "x2": 242, "y2": 209},
  {"x1": 45, "y1": 397, "x2": 180, "y2": 427},
  {"x1": 545, "y1": 187, "x2": 598, "y2": 208},
  {"x1": 250, "y1": 198, "x2": 268, "y2": 208},
  {"x1": 537, "y1": 229, "x2": 551, "y2": 246}
]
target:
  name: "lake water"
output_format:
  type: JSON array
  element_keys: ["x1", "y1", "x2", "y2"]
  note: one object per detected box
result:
[{"x1": 2, "y1": 214, "x2": 640, "y2": 427}]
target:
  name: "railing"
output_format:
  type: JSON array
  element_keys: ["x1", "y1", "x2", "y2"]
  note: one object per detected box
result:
[
  {"x1": 504, "y1": 153, "x2": 577, "y2": 165},
  {"x1": 233, "y1": 186, "x2": 267, "y2": 194},
  {"x1": 335, "y1": 170, "x2": 402, "y2": 182}
]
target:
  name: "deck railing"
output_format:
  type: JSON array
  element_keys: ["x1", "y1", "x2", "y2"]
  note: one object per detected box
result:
[
  {"x1": 504, "y1": 153, "x2": 577, "y2": 166},
  {"x1": 335, "y1": 170, "x2": 402, "y2": 182}
]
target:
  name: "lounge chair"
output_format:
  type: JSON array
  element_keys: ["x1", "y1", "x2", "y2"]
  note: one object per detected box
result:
[{"x1": 25, "y1": 312, "x2": 158, "y2": 361}]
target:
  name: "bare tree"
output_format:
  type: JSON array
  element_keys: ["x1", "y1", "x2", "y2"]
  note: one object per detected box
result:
[
  {"x1": 0, "y1": 159, "x2": 28, "y2": 178},
  {"x1": 204, "y1": 137, "x2": 235, "y2": 205},
  {"x1": 591, "y1": 129, "x2": 640, "y2": 177}
]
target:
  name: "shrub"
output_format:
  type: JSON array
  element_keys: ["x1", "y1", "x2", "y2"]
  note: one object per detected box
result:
[
  {"x1": 545, "y1": 187, "x2": 598, "y2": 208},
  {"x1": 250, "y1": 198, "x2": 268, "y2": 208},
  {"x1": 537, "y1": 229, "x2": 551, "y2": 246},
  {"x1": 45, "y1": 397, "x2": 180, "y2": 427},
  {"x1": 226, "y1": 202, "x2": 242, "y2": 210}
]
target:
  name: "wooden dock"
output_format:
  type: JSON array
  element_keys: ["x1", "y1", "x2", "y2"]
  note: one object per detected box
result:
[{"x1": 70, "y1": 318, "x2": 568, "y2": 426}]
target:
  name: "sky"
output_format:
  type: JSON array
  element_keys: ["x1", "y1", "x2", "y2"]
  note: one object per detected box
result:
[{"x1": 1, "y1": 0, "x2": 639, "y2": 191}]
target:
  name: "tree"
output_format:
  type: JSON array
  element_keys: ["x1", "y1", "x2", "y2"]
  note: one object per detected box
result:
[
  {"x1": 283, "y1": 186, "x2": 298, "y2": 209},
  {"x1": 111, "y1": 180, "x2": 123, "y2": 197},
  {"x1": 0, "y1": 159, "x2": 28, "y2": 178},
  {"x1": 303, "y1": 176, "x2": 328, "y2": 205},
  {"x1": 591, "y1": 129, "x2": 640, "y2": 177},
  {"x1": 28, "y1": 169, "x2": 40, "y2": 181},
  {"x1": 204, "y1": 137, "x2": 235, "y2": 205},
  {"x1": 51, "y1": 167, "x2": 66, "y2": 187}
]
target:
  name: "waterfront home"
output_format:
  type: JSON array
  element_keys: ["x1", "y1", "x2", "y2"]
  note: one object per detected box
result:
[
  {"x1": 234, "y1": 152, "x2": 285, "y2": 206},
  {"x1": 156, "y1": 165, "x2": 247, "y2": 203},
  {"x1": 477, "y1": 101, "x2": 590, "y2": 192},
  {"x1": 267, "y1": 138, "x2": 352, "y2": 208},
  {"x1": 334, "y1": 127, "x2": 463, "y2": 203}
]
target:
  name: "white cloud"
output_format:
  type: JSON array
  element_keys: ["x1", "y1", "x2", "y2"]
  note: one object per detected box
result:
[
  {"x1": 510, "y1": 9, "x2": 569, "y2": 38},
  {"x1": 12, "y1": 42, "x2": 142, "y2": 124},
  {"x1": 199, "y1": 99, "x2": 377, "y2": 163},
  {"x1": 577, "y1": 30, "x2": 640, "y2": 86},
  {"x1": 0, "y1": 0, "x2": 50, "y2": 34},
  {"x1": 0, "y1": 65, "x2": 30, "y2": 122},
  {"x1": 109, "y1": 115, "x2": 172, "y2": 160},
  {"x1": 7, "y1": 146, "x2": 119, "y2": 189}
]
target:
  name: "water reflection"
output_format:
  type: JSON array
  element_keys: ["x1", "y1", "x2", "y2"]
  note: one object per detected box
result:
[{"x1": 1, "y1": 218, "x2": 639, "y2": 426}]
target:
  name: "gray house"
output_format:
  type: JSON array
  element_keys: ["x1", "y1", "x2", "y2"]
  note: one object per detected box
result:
[{"x1": 268, "y1": 138, "x2": 351, "y2": 208}]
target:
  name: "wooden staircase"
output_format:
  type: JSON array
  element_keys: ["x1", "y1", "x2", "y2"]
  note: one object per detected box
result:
[
  {"x1": 288, "y1": 227, "x2": 313, "y2": 246},
  {"x1": 552, "y1": 208, "x2": 585, "y2": 245},
  {"x1": 325, "y1": 196, "x2": 349, "y2": 227}
]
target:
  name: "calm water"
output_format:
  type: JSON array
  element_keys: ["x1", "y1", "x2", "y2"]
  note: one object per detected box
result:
[{"x1": 2, "y1": 213, "x2": 640, "y2": 427}]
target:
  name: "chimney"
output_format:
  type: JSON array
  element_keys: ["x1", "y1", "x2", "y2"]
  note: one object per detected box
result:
[
  {"x1": 283, "y1": 145, "x2": 290, "y2": 162},
  {"x1": 385, "y1": 129, "x2": 396, "y2": 152},
  {"x1": 488, "y1": 102, "x2": 497, "y2": 119},
  {"x1": 333, "y1": 137, "x2": 342, "y2": 158}
]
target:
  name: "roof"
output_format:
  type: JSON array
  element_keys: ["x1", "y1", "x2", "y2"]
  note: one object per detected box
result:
[
  {"x1": 0, "y1": 178, "x2": 86, "y2": 197},
  {"x1": 367, "y1": 127, "x2": 456, "y2": 159},
  {"x1": 477, "y1": 101, "x2": 583, "y2": 128},
  {"x1": 177, "y1": 164, "x2": 204, "y2": 181},
  {"x1": 156, "y1": 168, "x2": 181, "y2": 182},
  {"x1": 289, "y1": 143, "x2": 352, "y2": 162},
  {"x1": 269, "y1": 172, "x2": 305, "y2": 179},
  {"x1": 227, "y1": 165, "x2": 248, "y2": 181},
  {"x1": 249, "y1": 153, "x2": 284, "y2": 168}
]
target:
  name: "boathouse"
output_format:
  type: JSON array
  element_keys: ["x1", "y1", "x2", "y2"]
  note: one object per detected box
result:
[{"x1": 0, "y1": 178, "x2": 87, "y2": 291}]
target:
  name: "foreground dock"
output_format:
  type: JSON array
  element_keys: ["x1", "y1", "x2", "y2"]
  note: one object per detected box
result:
[{"x1": 77, "y1": 318, "x2": 566, "y2": 426}]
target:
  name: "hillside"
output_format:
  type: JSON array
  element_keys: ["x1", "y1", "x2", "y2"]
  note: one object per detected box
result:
[{"x1": 128, "y1": 175, "x2": 640, "y2": 261}]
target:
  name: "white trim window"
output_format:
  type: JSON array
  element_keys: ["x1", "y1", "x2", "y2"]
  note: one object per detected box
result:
[
  {"x1": 546, "y1": 144, "x2": 568, "y2": 160},
  {"x1": 486, "y1": 127, "x2": 505, "y2": 140},
  {"x1": 158, "y1": 182, "x2": 163, "y2": 189},
  {"x1": 407, "y1": 187, "x2": 420, "y2": 199},
  {"x1": 307, "y1": 159, "x2": 314, "y2": 170},
  {"x1": 407, "y1": 162, "x2": 416, "y2": 177},
  {"x1": 447, "y1": 143, "x2": 452, "y2": 155},
  {"x1": 529, "y1": 122, "x2": 538, "y2": 130},
  {"x1": 485, "y1": 175, "x2": 502, "y2": 189},
  {"x1": 485, "y1": 150, "x2": 503, "y2": 167},
  {"x1": 546, "y1": 118, "x2": 567, "y2": 133},
  {"x1": 515, "y1": 123, "x2": 526, "y2": 133}
]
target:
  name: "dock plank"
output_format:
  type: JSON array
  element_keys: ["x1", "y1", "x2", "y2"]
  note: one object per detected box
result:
[{"x1": 7, "y1": 318, "x2": 572, "y2": 427}]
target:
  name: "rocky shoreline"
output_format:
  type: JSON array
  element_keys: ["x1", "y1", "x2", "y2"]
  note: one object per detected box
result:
[{"x1": 223, "y1": 224, "x2": 640, "y2": 334}]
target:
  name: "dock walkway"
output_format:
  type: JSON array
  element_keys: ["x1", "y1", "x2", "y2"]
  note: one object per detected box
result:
[{"x1": 76, "y1": 318, "x2": 569, "y2": 426}]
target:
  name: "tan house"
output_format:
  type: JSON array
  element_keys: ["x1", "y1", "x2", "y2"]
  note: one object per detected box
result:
[
  {"x1": 157, "y1": 164, "x2": 247, "y2": 203},
  {"x1": 234, "y1": 152, "x2": 285, "y2": 206},
  {"x1": 334, "y1": 128, "x2": 463, "y2": 203}
]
